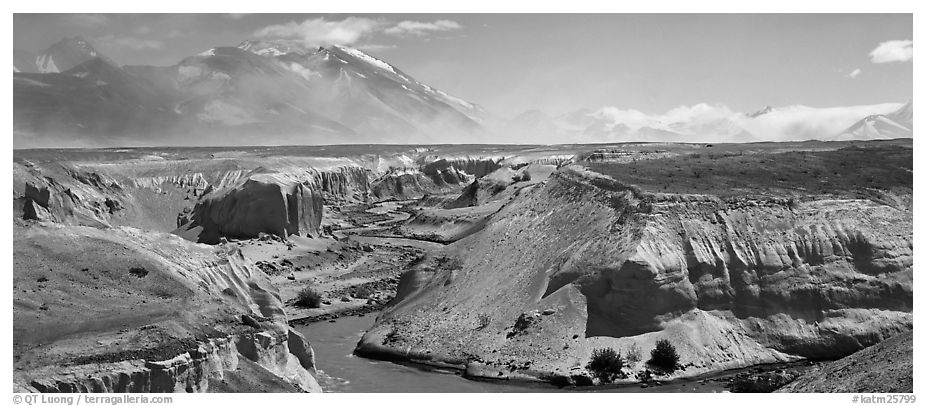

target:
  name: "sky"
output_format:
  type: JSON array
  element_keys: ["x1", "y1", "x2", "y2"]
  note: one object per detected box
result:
[{"x1": 13, "y1": 13, "x2": 913, "y2": 118}]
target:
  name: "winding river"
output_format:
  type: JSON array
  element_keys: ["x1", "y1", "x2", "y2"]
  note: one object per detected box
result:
[{"x1": 297, "y1": 314, "x2": 736, "y2": 393}]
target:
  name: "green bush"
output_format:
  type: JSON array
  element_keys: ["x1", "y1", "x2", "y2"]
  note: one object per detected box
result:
[
  {"x1": 295, "y1": 287, "x2": 322, "y2": 308},
  {"x1": 586, "y1": 348, "x2": 626, "y2": 383},
  {"x1": 648, "y1": 339, "x2": 680, "y2": 372}
]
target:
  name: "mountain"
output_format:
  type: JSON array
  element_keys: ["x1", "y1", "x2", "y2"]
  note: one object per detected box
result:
[
  {"x1": 503, "y1": 102, "x2": 909, "y2": 144},
  {"x1": 13, "y1": 38, "x2": 488, "y2": 148},
  {"x1": 33, "y1": 36, "x2": 114, "y2": 73},
  {"x1": 13, "y1": 50, "x2": 38, "y2": 73},
  {"x1": 833, "y1": 101, "x2": 913, "y2": 141},
  {"x1": 508, "y1": 105, "x2": 756, "y2": 143}
]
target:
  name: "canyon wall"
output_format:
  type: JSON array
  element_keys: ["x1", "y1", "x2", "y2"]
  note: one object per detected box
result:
[
  {"x1": 358, "y1": 166, "x2": 912, "y2": 382},
  {"x1": 13, "y1": 224, "x2": 322, "y2": 393}
]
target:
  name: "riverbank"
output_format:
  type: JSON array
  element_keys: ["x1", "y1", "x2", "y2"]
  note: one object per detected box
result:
[{"x1": 298, "y1": 313, "x2": 826, "y2": 393}]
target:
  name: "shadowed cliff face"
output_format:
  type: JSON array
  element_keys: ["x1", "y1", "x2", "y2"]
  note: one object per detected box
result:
[
  {"x1": 358, "y1": 162, "x2": 912, "y2": 380},
  {"x1": 177, "y1": 175, "x2": 325, "y2": 244}
]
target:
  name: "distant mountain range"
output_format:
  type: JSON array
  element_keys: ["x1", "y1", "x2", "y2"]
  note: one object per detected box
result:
[
  {"x1": 12, "y1": 37, "x2": 913, "y2": 148},
  {"x1": 502, "y1": 102, "x2": 912, "y2": 144},
  {"x1": 14, "y1": 37, "x2": 490, "y2": 147},
  {"x1": 831, "y1": 101, "x2": 913, "y2": 141}
]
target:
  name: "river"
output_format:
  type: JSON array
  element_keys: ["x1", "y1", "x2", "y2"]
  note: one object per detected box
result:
[{"x1": 296, "y1": 314, "x2": 736, "y2": 393}]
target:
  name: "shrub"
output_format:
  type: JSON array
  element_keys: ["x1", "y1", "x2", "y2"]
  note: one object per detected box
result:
[
  {"x1": 352, "y1": 285, "x2": 374, "y2": 299},
  {"x1": 295, "y1": 287, "x2": 322, "y2": 308},
  {"x1": 624, "y1": 343, "x2": 643, "y2": 369},
  {"x1": 648, "y1": 339, "x2": 680, "y2": 372},
  {"x1": 586, "y1": 348, "x2": 626, "y2": 383}
]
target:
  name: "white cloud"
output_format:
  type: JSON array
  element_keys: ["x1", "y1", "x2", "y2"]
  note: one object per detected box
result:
[
  {"x1": 96, "y1": 35, "x2": 164, "y2": 50},
  {"x1": 869, "y1": 40, "x2": 913, "y2": 63},
  {"x1": 61, "y1": 14, "x2": 109, "y2": 29},
  {"x1": 353, "y1": 43, "x2": 398, "y2": 52},
  {"x1": 740, "y1": 103, "x2": 902, "y2": 140},
  {"x1": 592, "y1": 103, "x2": 738, "y2": 130},
  {"x1": 285, "y1": 62, "x2": 320, "y2": 81},
  {"x1": 384, "y1": 20, "x2": 462, "y2": 36},
  {"x1": 254, "y1": 17, "x2": 382, "y2": 47},
  {"x1": 583, "y1": 102, "x2": 904, "y2": 142},
  {"x1": 847, "y1": 68, "x2": 862, "y2": 79}
]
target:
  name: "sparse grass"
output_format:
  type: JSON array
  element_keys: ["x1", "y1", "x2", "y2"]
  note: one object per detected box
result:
[
  {"x1": 295, "y1": 287, "x2": 322, "y2": 308},
  {"x1": 584, "y1": 145, "x2": 912, "y2": 200},
  {"x1": 587, "y1": 347, "x2": 626, "y2": 383}
]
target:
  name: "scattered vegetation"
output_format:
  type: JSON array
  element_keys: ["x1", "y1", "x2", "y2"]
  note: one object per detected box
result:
[
  {"x1": 507, "y1": 312, "x2": 538, "y2": 338},
  {"x1": 624, "y1": 343, "x2": 643, "y2": 369},
  {"x1": 128, "y1": 267, "x2": 149, "y2": 278},
  {"x1": 295, "y1": 286, "x2": 322, "y2": 308},
  {"x1": 584, "y1": 144, "x2": 912, "y2": 200},
  {"x1": 648, "y1": 339, "x2": 681, "y2": 372},
  {"x1": 586, "y1": 347, "x2": 626, "y2": 383},
  {"x1": 476, "y1": 313, "x2": 492, "y2": 330},
  {"x1": 351, "y1": 285, "x2": 374, "y2": 299}
]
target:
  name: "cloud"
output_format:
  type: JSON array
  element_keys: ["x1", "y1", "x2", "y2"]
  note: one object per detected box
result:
[
  {"x1": 846, "y1": 68, "x2": 862, "y2": 79},
  {"x1": 353, "y1": 43, "x2": 398, "y2": 52},
  {"x1": 582, "y1": 102, "x2": 904, "y2": 142},
  {"x1": 61, "y1": 14, "x2": 109, "y2": 29},
  {"x1": 591, "y1": 103, "x2": 738, "y2": 130},
  {"x1": 869, "y1": 40, "x2": 913, "y2": 63},
  {"x1": 96, "y1": 35, "x2": 165, "y2": 50},
  {"x1": 384, "y1": 20, "x2": 462, "y2": 36},
  {"x1": 254, "y1": 17, "x2": 383, "y2": 47},
  {"x1": 741, "y1": 103, "x2": 902, "y2": 140}
]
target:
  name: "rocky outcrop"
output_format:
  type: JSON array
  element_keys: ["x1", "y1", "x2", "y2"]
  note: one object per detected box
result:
[
  {"x1": 358, "y1": 165, "x2": 912, "y2": 383},
  {"x1": 176, "y1": 174, "x2": 324, "y2": 244},
  {"x1": 777, "y1": 330, "x2": 912, "y2": 393}
]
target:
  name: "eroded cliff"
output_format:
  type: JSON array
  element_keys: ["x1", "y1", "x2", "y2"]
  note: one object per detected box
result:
[
  {"x1": 13, "y1": 224, "x2": 322, "y2": 393},
  {"x1": 358, "y1": 163, "x2": 912, "y2": 383}
]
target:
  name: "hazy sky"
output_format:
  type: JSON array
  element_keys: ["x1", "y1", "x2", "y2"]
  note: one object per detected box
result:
[{"x1": 13, "y1": 13, "x2": 913, "y2": 117}]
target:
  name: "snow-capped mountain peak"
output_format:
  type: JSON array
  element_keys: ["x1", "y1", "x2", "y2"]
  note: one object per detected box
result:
[
  {"x1": 747, "y1": 105, "x2": 775, "y2": 118},
  {"x1": 833, "y1": 101, "x2": 913, "y2": 141},
  {"x1": 34, "y1": 36, "x2": 110, "y2": 73},
  {"x1": 237, "y1": 40, "x2": 308, "y2": 57},
  {"x1": 328, "y1": 45, "x2": 400, "y2": 76}
]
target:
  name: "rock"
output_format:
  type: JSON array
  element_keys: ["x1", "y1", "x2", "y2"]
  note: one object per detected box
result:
[
  {"x1": 177, "y1": 174, "x2": 324, "y2": 244},
  {"x1": 357, "y1": 166, "x2": 913, "y2": 377},
  {"x1": 541, "y1": 308, "x2": 556, "y2": 316},
  {"x1": 22, "y1": 199, "x2": 53, "y2": 221},
  {"x1": 241, "y1": 314, "x2": 262, "y2": 329},
  {"x1": 571, "y1": 373, "x2": 594, "y2": 386}
]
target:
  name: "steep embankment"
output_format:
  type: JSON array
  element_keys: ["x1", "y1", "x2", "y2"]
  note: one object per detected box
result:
[
  {"x1": 175, "y1": 174, "x2": 325, "y2": 244},
  {"x1": 777, "y1": 330, "x2": 913, "y2": 393},
  {"x1": 357, "y1": 164, "x2": 912, "y2": 384},
  {"x1": 13, "y1": 224, "x2": 321, "y2": 393}
]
